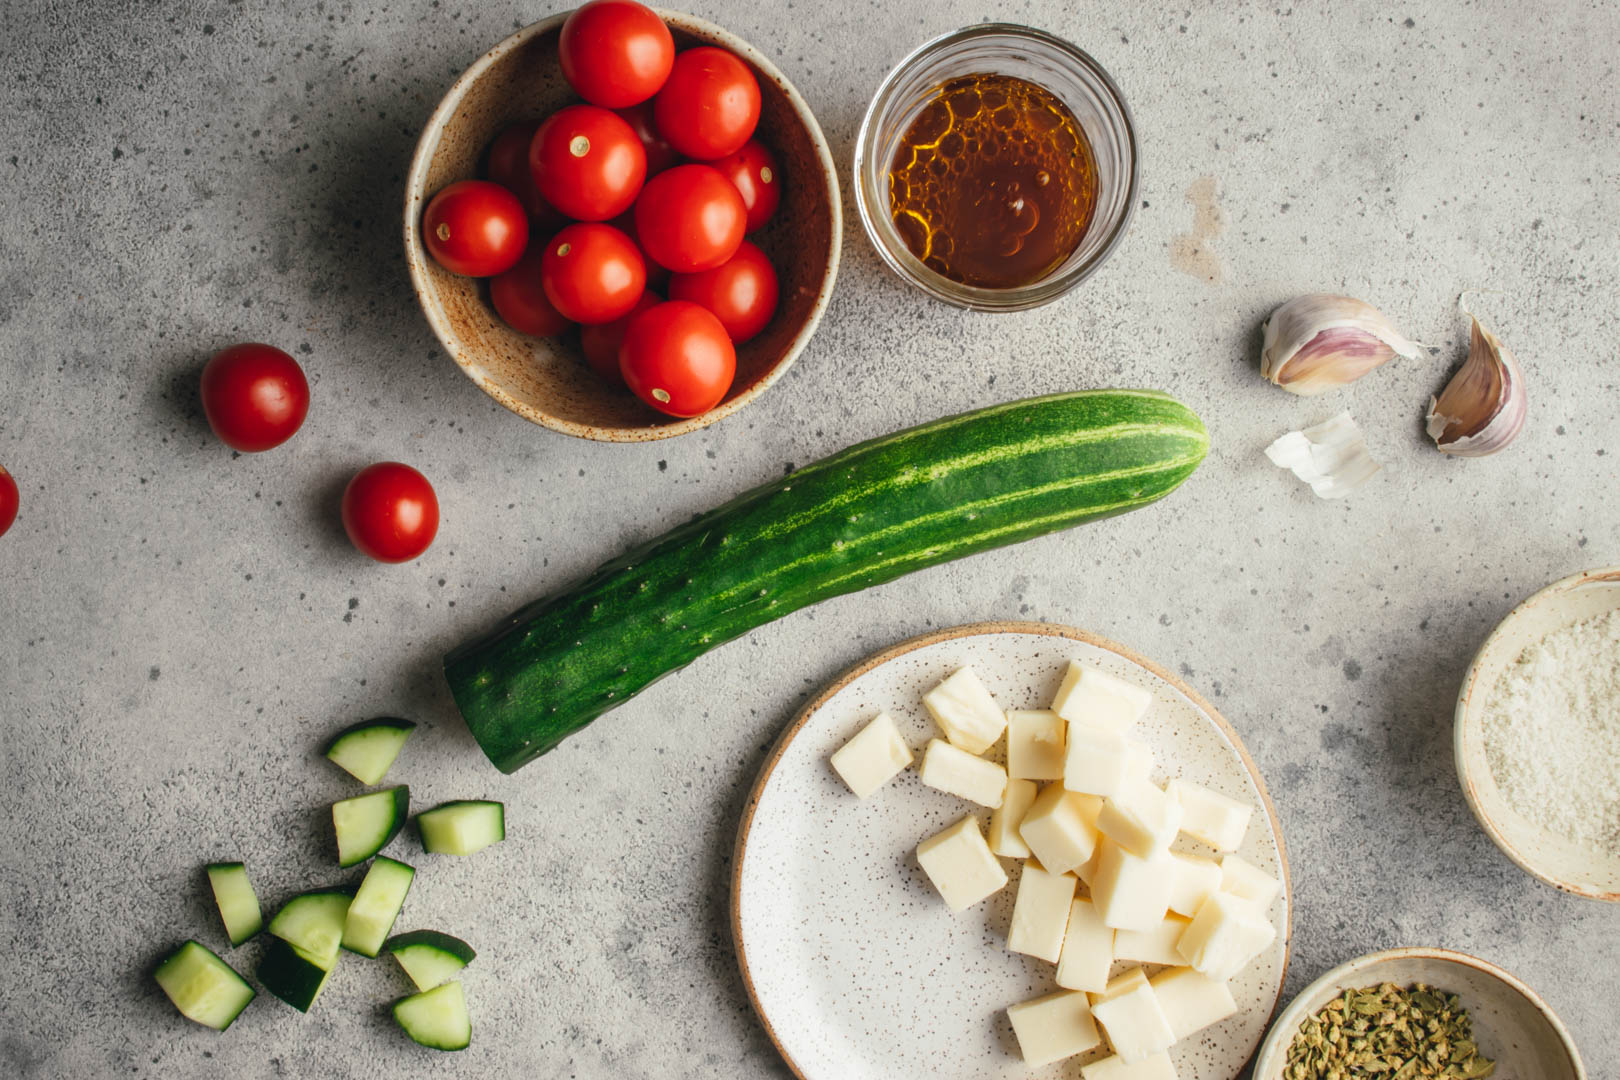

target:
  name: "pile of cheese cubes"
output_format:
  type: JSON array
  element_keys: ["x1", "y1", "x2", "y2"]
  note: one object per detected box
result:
[{"x1": 828, "y1": 661, "x2": 1282, "y2": 1078}]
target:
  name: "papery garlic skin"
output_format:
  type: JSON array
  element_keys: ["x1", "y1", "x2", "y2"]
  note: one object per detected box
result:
[
  {"x1": 1264, "y1": 412, "x2": 1382, "y2": 498},
  {"x1": 1260, "y1": 294, "x2": 1423, "y2": 395},
  {"x1": 1426, "y1": 317, "x2": 1527, "y2": 456}
]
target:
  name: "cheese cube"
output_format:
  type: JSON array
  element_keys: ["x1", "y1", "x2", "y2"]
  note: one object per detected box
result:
[
  {"x1": 1124, "y1": 738, "x2": 1155, "y2": 783},
  {"x1": 922, "y1": 667, "x2": 1005, "y2": 754},
  {"x1": 1088, "y1": 966, "x2": 1149, "y2": 1008},
  {"x1": 1081, "y1": 1053, "x2": 1179, "y2": 1080},
  {"x1": 1052, "y1": 661, "x2": 1153, "y2": 732},
  {"x1": 1055, "y1": 897, "x2": 1114, "y2": 992},
  {"x1": 1006, "y1": 990, "x2": 1102, "y2": 1067},
  {"x1": 1096, "y1": 779, "x2": 1182, "y2": 857},
  {"x1": 1090, "y1": 980, "x2": 1175, "y2": 1065},
  {"x1": 1113, "y1": 914, "x2": 1191, "y2": 966},
  {"x1": 918, "y1": 739, "x2": 1006, "y2": 808},
  {"x1": 1149, "y1": 966, "x2": 1237, "y2": 1041},
  {"x1": 1075, "y1": 845, "x2": 1101, "y2": 888},
  {"x1": 988, "y1": 778, "x2": 1038, "y2": 858},
  {"x1": 828, "y1": 712, "x2": 912, "y2": 798},
  {"x1": 1090, "y1": 839, "x2": 1175, "y2": 931},
  {"x1": 916, "y1": 816, "x2": 1007, "y2": 911},
  {"x1": 1063, "y1": 722, "x2": 1135, "y2": 798},
  {"x1": 1007, "y1": 861, "x2": 1078, "y2": 962},
  {"x1": 1166, "y1": 851, "x2": 1222, "y2": 917},
  {"x1": 1167, "y1": 779, "x2": 1253, "y2": 852},
  {"x1": 1220, "y1": 854, "x2": 1281, "y2": 907},
  {"x1": 1007, "y1": 709, "x2": 1066, "y2": 780},
  {"x1": 1176, "y1": 892, "x2": 1277, "y2": 981},
  {"x1": 1018, "y1": 784, "x2": 1101, "y2": 876}
]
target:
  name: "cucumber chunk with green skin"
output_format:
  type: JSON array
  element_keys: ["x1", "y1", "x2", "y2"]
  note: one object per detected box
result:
[
  {"x1": 325, "y1": 717, "x2": 416, "y2": 785},
  {"x1": 341, "y1": 856, "x2": 415, "y2": 958},
  {"x1": 417, "y1": 800, "x2": 505, "y2": 856},
  {"x1": 205, "y1": 862, "x2": 263, "y2": 946},
  {"x1": 333, "y1": 785, "x2": 410, "y2": 867},
  {"x1": 384, "y1": 930, "x2": 476, "y2": 991},
  {"x1": 154, "y1": 941, "x2": 256, "y2": 1031},
  {"x1": 267, "y1": 889, "x2": 351, "y2": 970},
  {"x1": 257, "y1": 937, "x2": 335, "y2": 1013},
  {"x1": 393, "y1": 980, "x2": 470, "y2": 1051}
]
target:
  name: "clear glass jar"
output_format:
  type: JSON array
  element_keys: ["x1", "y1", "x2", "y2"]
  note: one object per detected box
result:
[{"x1": 853, "y1": 24, "x2": 1139, "y2": 312}]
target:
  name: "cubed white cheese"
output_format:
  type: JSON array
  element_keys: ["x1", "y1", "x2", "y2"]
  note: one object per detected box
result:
[
  {"x1": 1007, "y1": 709, "x2": 1066, "y2": 780},
  {"x1": 828, "y1": 712, "x2": 912, "y2": 798},
  {"x1": 1018, "y1": 784, "x2": 1101, "y2": 876},
  {"x1": 1007, "y1": 861, "x2": 1077, "y2": 963},
  {"x1": 1051, "y1": 661, "x2": 1153, "y2": 732},
  {"x1": 1055, "y1": 897, "x2": 1114, "y2": 992},
  {"x1": 1176, "y1": 892, "x2": 1277, "y2": 981},
  {"x1": 918, "y1": 739, "x2": 1006, "y2": 808},
  {"x1": 915, "y1": 816, "x2": 1007, "y2": 911},
  {"x1": 1089, "y1": 980, "x2": 1175, "y2": 1065},
  {"x1": 1113, "y1": 914, "x2": 1191, "y2": 967},
  {"x1": 1166, "y1": 851, "x2": 1222, "y2": 918},
  {"x1": 1088, "y1": 966, "x2": 1149, "y2": 1008},
  {"x1": 1220, "y1": 854, "x2": 1281, "y2": 907},
  {"x1": 988, "y1": 778, "x2": 1038, "y2": 858},
  {"x1": 1006, "y1": 990, "x2": 1102, "y2": 1067},
  {"x1": 1075, "y1": 845, "x2": 1101, "y2": 888},
  {"x1": 1090, "y1": 839, "x2": 1175, "y2": 932},
  {"x1": 922, "y1": 667, "x2": 1005, "y2": 754},
  {"x1": 1149, "y1": 966, "x2": 1237, "y2": 1041},
  {"x1": 1124, "y1": 738, "x2": 1155, "y2": 783},
  {"x1": 1096, "y1": 779, "x2": 1182, "y2": 857},
  {"x1": 1167, "y1": 779, "x2": 1253, "y2": 852},
  {"x1": 1081, "y1": 1052, "x2": 1178, "y2": 1080},
  {"x1": 1063, "y1": 722, "x2": 1135, "y2": 798}
]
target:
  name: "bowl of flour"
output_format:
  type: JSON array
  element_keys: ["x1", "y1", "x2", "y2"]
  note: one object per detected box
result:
[{"x1": 1455, "y1": 567, "x2": 1620, "y2": 901}]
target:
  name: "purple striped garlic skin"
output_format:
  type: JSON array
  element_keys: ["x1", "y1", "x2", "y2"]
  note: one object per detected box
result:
[
  {"x1": 1426, "y1": 317, "x2": 1527, "y2": 457},
  {"x1": 1260, "y1": 294, "x2": 1423, "y2": 395}
]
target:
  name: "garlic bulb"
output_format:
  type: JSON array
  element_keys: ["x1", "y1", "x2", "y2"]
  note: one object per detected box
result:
[
  {"x1": 1260, "y1": 294, "x2": 1423, "y2": 395},
  {"x1": 1425, "y1": 316, "x2": 1527, "y2": 456}
]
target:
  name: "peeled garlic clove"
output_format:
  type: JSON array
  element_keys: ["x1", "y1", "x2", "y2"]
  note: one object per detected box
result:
[
  {"x1": 1425, "y1": 316, "x2": 1527, "y2": 456},
  {"x1": 1260, "y1": 294, "x2": 1423, "y2": 395}
]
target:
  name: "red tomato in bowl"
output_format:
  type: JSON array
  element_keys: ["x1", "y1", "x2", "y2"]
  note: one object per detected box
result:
[
  {"x1": 200, "y1": 343, "x2": 311, "y2": 452},
  {"x1": 616, "y1": 100, "x2": 680, "y2": 176},
  {"x1": 485, "y1": 121, "x2": 564, "y2": 229},
  {"x1": 342, "y1": 462, "x2": 439, "y2": 563},
  {"x1": 422, "y1": 180, "x2": 529, "y2": 277},
  {"x1": 558, "y1": 0, "x2": 674, "y2": 109},
  {"x1": 618, "y1": 300, "x2": 736, "y2": 417},
  {"x1": 713, "y1": 139, "x2": 781, "y2": 232},
  {"x1": 580, "y1": 289, "x2": 661, "y2": 384},
  {"x1": 0, "y1": 465, "x2": 18, "y2": 539},
  {"x1": 490, "y1": 245, "x2": 573, "y2": 337},
  {"x1": 654, "y1": 46, "x2": 760, "y2": 160},
  {"x1": 669, "y1": 241, "x2": 779, "y2": 344},
  {"x1": 540, "y1": 223, "x2": 648, "y2": 324},
  {"x1": 633, "y1": 164, "x2": 746, "y2": 273},
  {"x1": 530, "y1": 105, "x2": 647, "y2": 222}
]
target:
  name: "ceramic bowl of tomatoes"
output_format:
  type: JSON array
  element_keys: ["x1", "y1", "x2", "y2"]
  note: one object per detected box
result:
[{"x1": 404, "y1": 4, "x2": 841, "y2": 442}]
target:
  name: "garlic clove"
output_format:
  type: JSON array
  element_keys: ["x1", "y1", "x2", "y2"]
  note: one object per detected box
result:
[
  {"x1": 1260, "y1": 294, "x2": 1423, "y2": 395},
  {"x1": 1425, "y1": 316, "x2": 1527, "y2": 456},
  {"x1": 1264, "y1": 411, "x2": 1382, "y2": 498}
]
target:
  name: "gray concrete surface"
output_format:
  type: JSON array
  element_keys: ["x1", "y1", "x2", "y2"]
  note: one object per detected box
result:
[{"x1": 2, "y1": 0, "x2": 1617, "y2": 1076}]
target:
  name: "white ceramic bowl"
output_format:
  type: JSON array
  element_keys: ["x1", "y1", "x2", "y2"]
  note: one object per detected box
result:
[
  {"x1": 1251, "y1": 947, "x2": 1584, "y2": 1080},
  {"x1": 1453, "y1": 566, "x2": 1620, "y2": 901}
]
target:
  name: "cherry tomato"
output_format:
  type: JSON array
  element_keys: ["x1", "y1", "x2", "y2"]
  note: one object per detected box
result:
[
  {"x1": 200, "y1": 343, "x2": 311, "y2": 452},
  {"x1": 669, "y1": 241, "x2": 779, "y2": 344},
  {"x1": 713, "y1": 139, "x2": 781, "y2": 232},
  {"x1": 633, "y1": 164, "x2": 746, "y2": 273},
  {"x1": 558, "y1": 0, "x2": 674, "y2": 109},
  {"x1": 618, "y1": 300, "x2": 736, "y2": 417},
  {"x1": 0, "y1": 465, "x2": 18, "y2": 540},
  {"x1": 616, "y1": 100, "x2": 680, "y2": 176},
  {"x1": 341, "y1": 462, "x2": 439, "y2": 564},
  {"x1": 530, "y1": 105, "x2": 647, "y2": 222},
  {"x1": 540, "y1": 223, "x2": 648, "y2": 324},
  {"x1": 422, "y1": 180, "x2": 529, "y2": 277},
  {"x1": 580, "y1": 289, "x2": 660, "y2": 384},
  {"x1": 485, "y1": 121, "x2": 565, "y2": 229},
  {"x1": 653, "y1": 47, "x2": 760, "y2": 160},
  {"x1": 490, "y1": 245, "x2": 573, "y2": 338}
]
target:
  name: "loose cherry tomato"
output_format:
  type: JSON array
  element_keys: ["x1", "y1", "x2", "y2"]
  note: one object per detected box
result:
[
  {"x1": 618, "y1": 300, "x2": 736, "y2": 417},
  {"x1": 490, "y1": 245, "x2": 573, "y2": 337},
  {"x1": 669, "y1": 241, "x2": 779, "y2": 344},
  {"x1": 200, "y1": 343, "x2": 311, "y2": 452},
  {"x1": 485, "y1": 121, "x2": 565, "y2": 229},
  {"x1": 0, "y1": 465, "x2": 18, "y2": 539},
  {"x1": 633, "y1": 164, "x2": 746, "y2": 273},
  {"x1": 713, "y1": 139, "x2": 781, "y2": 232},
  {"x1": 422, "y1": 180, "x2": 529, "y2": 277},
  {"x1": 653, "y1": 47, "x2": 760, "y2": 160},
  {"x1": 341, "y1": 462, "x2": 439, "y2": 564},
  {"x1": 540, "y1": 223, "x2": 648, "y2": 324},
  {"x1": 580, "y1": 289, "x2": 661, "y2": 384},
  {"x1": 530, "y1": 105, "x2": 646, "y2": 222},
  {"x1": 616, "y1": 100, "x2": 680, "y2": 176},
  {"x1": 558, "y1": 0, "x2": 674, "y2": 109}
]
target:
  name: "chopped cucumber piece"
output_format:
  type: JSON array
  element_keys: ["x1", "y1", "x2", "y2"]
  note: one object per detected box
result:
[
  {"x1": 153, "y1": 940, "x2": 256, "y2": 1031},
  {"x1": 257, "y1": 937, "x2": 335, "y2": 1013},
  {"x1": 267, "y1": 889, "x2": 351, "y2": 970},
  {"x1": 393, "y1": 980, "x2": 470, "y2": 1051},
  {"x1": 205, "y1": 862, "x2": 263, "y2": 947},
  {"x1": 325, "y1": 717, "x2": 416, "y2": 785},
  {"x1": 417, "y1": 800, "x2": 505, "y2": 856},
  {"x1": 341, "y1": 856, "x2": 415, "y2": 958},
  {"x1": 384, "y1": 930, "x2": 476, "y2": 991},
  {"x1": 333, "y1": 785, "x2": 410, "y2": 867}
]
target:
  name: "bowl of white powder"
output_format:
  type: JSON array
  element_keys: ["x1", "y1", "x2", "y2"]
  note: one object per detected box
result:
[{"x1": 1455, "y1": 566, "x2": 1620, "y2": 901}]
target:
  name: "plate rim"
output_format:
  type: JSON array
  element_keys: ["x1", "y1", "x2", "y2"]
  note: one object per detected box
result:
[{"x1": 729, "y1": 619, "x2": 1294, "y2": 1080}]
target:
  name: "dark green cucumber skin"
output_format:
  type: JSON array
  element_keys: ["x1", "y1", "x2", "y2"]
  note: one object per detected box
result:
[
  {"x1": 323, "y1": 716, "x2": 416, "y2": 754},
  {"x1": 385, "y1": 930, "x2": 477, "y2": 964},
  {"x1": 256, "y1": 938, "x2": 327, "y2": 1013},
  {"x1": 445, "y1": 390, "x2": 1209, "y2": 773}
]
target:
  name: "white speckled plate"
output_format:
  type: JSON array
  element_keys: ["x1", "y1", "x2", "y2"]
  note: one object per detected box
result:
[{"x1": 732, "y1": 622, "x2": 1291, "y2": 1080}]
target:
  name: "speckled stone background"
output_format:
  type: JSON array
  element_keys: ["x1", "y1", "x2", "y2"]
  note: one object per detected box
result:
[{"x1": 0, "y1": 1, "x2": 1615, "y2": 1077}]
